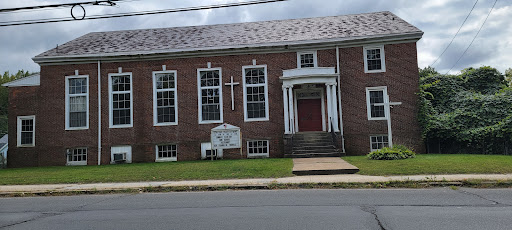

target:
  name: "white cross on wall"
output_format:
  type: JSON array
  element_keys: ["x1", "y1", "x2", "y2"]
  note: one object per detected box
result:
[{"x1": 224, "y1": 76, "x2": 240, "y2": 111}]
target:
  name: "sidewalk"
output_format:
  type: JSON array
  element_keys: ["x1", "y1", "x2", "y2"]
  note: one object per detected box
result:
[{"x1": 1, "y1": 174, "x2": 512, "y2": 194}]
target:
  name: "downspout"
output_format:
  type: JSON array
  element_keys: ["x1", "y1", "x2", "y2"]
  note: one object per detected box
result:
[
  {"x1": 336, "y1": 46, "x2": 346, "y2": 153},
  {"x1": 97, "y1": 60, "x2": 102, "y2": 165}
]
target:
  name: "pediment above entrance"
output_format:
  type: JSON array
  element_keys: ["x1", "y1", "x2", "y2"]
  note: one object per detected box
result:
[{"x1": 280, "y1": 67, "x2": 337, "y2": 86}]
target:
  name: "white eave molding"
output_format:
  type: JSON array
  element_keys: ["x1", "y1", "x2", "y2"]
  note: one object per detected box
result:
[
  {"x1": 280, "y1": 67, "x2": 337, "y2": 86},
  {"x1": 32, "y1": 32, "x2": 423, "y2": 65},
  {"x1": 1, "y1": 74, "x2": 40, "y2": 87}
]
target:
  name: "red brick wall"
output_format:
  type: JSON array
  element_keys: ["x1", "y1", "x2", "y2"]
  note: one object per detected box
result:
[{"x1": 7, "y1": 42, "x2": 424, "y2": 167}]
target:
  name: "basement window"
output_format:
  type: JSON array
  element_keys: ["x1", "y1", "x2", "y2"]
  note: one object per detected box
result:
[
  {"x1": 66, "y1": 147, "x2": 87, "y2": 166},
  {"x1": 156, "y1": 144, "x2": 177, "y2": 162},
  {"x1": 247, "y1": 140, "x2": 269, "y2": 158},
  {"x1": 370, "y1": 135, "x2": 389, "y2": 151}
]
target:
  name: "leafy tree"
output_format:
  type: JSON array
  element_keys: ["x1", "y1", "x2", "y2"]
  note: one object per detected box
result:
[
  {"x1": 505, "y1": 68, "x2": 512, "y2": 86},
  {"x1": 0, "y1": 70, "x2": 32, "y2": 135},
  {"x1": 419, "y1": 66, "x2": 439, "y2": 78},
  {"x1": 418, "y1": 66, "x2": 512, "y2": 154}
]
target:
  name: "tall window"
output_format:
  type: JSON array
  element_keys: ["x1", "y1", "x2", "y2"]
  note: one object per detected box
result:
[
  {"x1": 370, "y1": 135, "x2": 389, "y2": 151},
  {"x1": 153, "y1": 71, "x2": 177, "y2": 126},
  {"x1": 109, "y1": 73, "x2": 133, "y2": 128},
  {"x1": 243, "y1": 66, "x2": 269, "y2": 121},
  {"x1": 366, "y1": 87, "x2": 388, "y2": 120},
  {"x1": 197, "y1": 68, "x2": 223, "y2": 124},
  {"x1": 65, "y1": 75, "x2": 88, "y2": 130},
  {"x1": 363, "y1": 46, "x2": 386, "y2": 73},
  {"x1": 297, "y1": 51, "x2": 317, "y2": 68},
  {"x1": 67, "y1": 147, "x2": 87, "y2": 166},
  {"x1": 17, "y1": 115, "x2": 35, "y2": 147},
  {"x1": 155, "y1": 144, "x2": 177, "y2": 162}
]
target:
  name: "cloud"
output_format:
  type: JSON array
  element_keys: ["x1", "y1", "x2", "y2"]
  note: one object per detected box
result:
[{"x1": 0, "y1": 0, "x2": 510, "y2": 74}]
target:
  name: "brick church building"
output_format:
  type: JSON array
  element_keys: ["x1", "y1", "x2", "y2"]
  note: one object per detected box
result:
[{"x1": 4, "y1": 11, "x2": 424, "y2": 167}]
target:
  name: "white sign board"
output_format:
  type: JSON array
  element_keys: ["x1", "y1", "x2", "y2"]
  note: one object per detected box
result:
[{"x1": 211, "y1": 123, "x2": 241, "y2": 149}]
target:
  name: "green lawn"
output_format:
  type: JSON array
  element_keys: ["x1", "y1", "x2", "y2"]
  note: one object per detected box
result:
[
  {"x1": 0, "y1": 158, "x2": 293, "y2": 185},
  {"x1": 343, "y1": 154, "x2": 512, "y2": 176}
]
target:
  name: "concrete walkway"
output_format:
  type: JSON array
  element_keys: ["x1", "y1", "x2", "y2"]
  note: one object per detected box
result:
[
  {"x1": 1, "y1": 174, "x2": 512, "y2": 194},
  {"x1": 292, "y1": 157, "x2": 359, "y2": 175}
]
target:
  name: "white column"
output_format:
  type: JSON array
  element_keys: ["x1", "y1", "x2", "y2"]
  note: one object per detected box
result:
[
  {"x1": 326, "y1": 83, "x2": 333, "y2": 132},
  {"x1": 288, "y1": 85, "x2": 295, "y2": 134},
  {"x1": 282, "y1": 86, "x2": 290, "y2": 134},
  {"x1": 330, "y1": 83, "x2": 339, "y2": 132}
]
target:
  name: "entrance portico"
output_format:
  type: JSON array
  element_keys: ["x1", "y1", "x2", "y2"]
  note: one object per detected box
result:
[{"x1": 281, "y1": 67, "x2": 340, "y2": 134}]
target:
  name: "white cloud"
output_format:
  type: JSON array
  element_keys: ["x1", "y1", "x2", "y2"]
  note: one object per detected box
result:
[{"x1": 0, "y1": 0, "x2": 510, "y2": 74}]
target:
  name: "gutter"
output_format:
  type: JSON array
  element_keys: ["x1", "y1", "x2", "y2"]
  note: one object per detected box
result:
[
  {"x1": 336, "y1": 46, "x2": 346, "y2": 153},
  {"x1": 97, "y1": 60, "x2": 101, "y2": 165}
]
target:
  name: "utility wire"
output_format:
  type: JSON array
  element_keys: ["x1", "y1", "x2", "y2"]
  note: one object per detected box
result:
[
  {"x1": 430, "y1": 0, "x2": 479, "y2": 67},
  {"x1": 0, "y1": 0, "x2": 287, "y2": 27},
  {"x1": 0, "y1": 0, "x2": 137, "y2": 15},
  {"x1": 446, "y1": 0, "x2": 498, "y2": 74},
  {"x1": 0, "y1": 0, "x2": 119, "y2": 13}
]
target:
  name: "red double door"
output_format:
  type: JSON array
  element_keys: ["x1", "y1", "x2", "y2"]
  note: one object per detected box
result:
[{"x1": 297, "y1": 99, "x2": 322, "y2": 132}]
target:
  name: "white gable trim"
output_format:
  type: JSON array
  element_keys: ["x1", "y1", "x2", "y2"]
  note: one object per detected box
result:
[{"x1": 2, "y1": 74, "x2": 40, "y2": 87}]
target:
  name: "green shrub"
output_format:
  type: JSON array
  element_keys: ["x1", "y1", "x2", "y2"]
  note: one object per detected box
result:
[{"x1": 367, "y1": 145, "x2": 416, "y2": 160}]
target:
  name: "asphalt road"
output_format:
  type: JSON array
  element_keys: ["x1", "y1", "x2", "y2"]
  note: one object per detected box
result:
[{"x1": 1, "y1": 188, "x2": 511, "y2": 230}]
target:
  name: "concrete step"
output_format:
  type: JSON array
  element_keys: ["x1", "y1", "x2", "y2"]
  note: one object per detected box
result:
[
  {"x1": 292, "y1": 146, "x2": 338, "y2": 151},
  {"x1": 292, "y1": 157, "x2": 359, "y2": 175},
  {"x1": 285, "y1": 152, "x2": 341, "y2": 158}
]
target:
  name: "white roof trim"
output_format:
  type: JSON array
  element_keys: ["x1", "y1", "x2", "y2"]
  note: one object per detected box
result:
[{"x1": 2, "y1": 74, "x2": 40, "y2": 87}]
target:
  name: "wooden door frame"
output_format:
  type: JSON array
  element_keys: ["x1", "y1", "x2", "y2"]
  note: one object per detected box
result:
[{"x1": 293, "y1": 86, "x2": 326, "y2": 132}]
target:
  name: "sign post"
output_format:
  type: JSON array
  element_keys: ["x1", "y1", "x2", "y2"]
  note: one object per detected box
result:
[{"x1": 211, "y1": 123, "x2": 242, "y2": 160}]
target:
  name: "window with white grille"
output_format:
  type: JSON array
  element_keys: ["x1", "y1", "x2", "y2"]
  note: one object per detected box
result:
[
  {"x1": 156, "y1": 144, "x2": 177, "y2": 162},
  {"x1": 366, "y1": 86, "x2": 388, "y2": 120},
  {"x1": 364, "y1": 46, "x2": 386, "y2": 73},
  {"x1": 17, "y1": 115, "x2": 35, "y2": 147},
  {"x1": 153, "y1": 71, "x2": 177, "y2": 125},
  {"x1": 198, "y1": 68, "x2": 223, "y2": 124},
  {"x1": 247, "y1": 140, "x2": 269, "y2": 157},
  {"x1": 109, "y1": 73, "x2": 133, "y2": 128},
  {"x1": 67, "y1": 147, "x2": 87, "y2": 165},
  {"x1": 370, "y1": 135, "x2": 389, "y2": 151},
  {"x1": 66, "y1": 76, "x2": 88, "y2": 129},
  {"x1": 243, "y1": 66, "x2": 268, "y2": 121},
  {"x1": 297, "y1": 51, "x2": 317, "y2": 68}
]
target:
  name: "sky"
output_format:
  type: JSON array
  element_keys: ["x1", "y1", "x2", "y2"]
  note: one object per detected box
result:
[{"x1": 0, "y1": 0, "x2": 510, "y2": 75}]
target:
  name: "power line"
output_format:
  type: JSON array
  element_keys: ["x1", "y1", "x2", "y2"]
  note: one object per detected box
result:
[
  {"x1": 0, "y1": 0, "x2": 137, "y2": 15},
  {"x1": 0, "y1": 0, "x2": 119, "y2": 13},
  {"x1": 446, "y1": 0, "x2": 498, "y2": 74},
  {"x1": 0, "y1": 0, "x2": 287, "y2": 27},
  {"x1": 430, "y1": 0, "x2": 479, "y2": 67}
]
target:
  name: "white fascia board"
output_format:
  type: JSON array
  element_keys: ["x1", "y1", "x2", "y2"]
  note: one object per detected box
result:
[{"x1": 32, "y1": 32, "x2": 423, "y2": 65}]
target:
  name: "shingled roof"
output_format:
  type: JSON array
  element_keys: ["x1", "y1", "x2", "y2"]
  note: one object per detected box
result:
[{"x1": 34, "y1": 11, "x2": 422, "y2": 62}]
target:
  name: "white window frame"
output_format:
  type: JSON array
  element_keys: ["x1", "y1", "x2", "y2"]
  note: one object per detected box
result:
[
  {"x1": 370, "y1": 135, "x2": 389, "y2": 152},
  {"x1": 242, "y1": 65, "x2": 269, "y2": 122},
  {"x1": 17, "y1": 115, "x2": 35, "y2": 147},
  {"x1": 247, "y1": 140, "x2": 269, "y2": 158},
  {"x1": 155, "y1": 144, "x2": 178, "y2": 162},
  {"x1": 363, "y1": 45, "x2": 386, "y2": 73},
  {"x1": 297, "y1": 51, "x2": 318, "y2": 68},
  {"x1": 65, "y1": 75, "x2": 89, "y2": 130},
  {"x1": 197, "y1": 68, "x2": 223, "y2": 124},
  {"x1": 109, "y1": 72, "x2": 133, "y2": 128},
  {"x1": 66, "y1": 147, "x2": 87, "y2": 166},
  {"x1": 153, "y1": 70, "x2": 178, "y2": 126},
  {"x1": 366, "y1": 86, "x2": 388, "y2": 120}
]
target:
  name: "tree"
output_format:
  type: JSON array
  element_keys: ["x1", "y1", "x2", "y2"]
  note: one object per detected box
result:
[
  {"x1": 418, "y1": 66, "x2": 512, "y2": 154},
  {"x1": 0, "y1": 70, "x2": 32, "y2": 135},
  {"x1": 505, "y1": 68, "x2": 512, "y2": 86}
]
